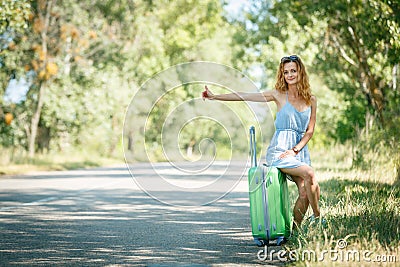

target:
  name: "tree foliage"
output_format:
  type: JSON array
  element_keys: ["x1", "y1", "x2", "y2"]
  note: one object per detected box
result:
[
  {"x1": 0, "y1": 0, "x2": 31, "y2": 33},
  {"x1": 0, "y1": 0, "x2": 237, "y2": 160},
  {"x1": 233, "y1": 0, "x2": 400, "y2": 179},
  {"x1": 1, "y1": 0, "x2": 399, "y2": 180},
  {"x1": 285, "y1": 0, "x2": 398, "y2": 124}
]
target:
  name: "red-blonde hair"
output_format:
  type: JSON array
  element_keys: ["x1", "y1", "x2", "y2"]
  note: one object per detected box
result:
[{"x1": 274, "y1": 56, "x2": 312, "y2": 106}]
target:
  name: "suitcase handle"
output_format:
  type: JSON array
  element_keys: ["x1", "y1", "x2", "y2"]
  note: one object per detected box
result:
[{"x1": 249, "y1": 126, "x2": 257, "y2": 167}]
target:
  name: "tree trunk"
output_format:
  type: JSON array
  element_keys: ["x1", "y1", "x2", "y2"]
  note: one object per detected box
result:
[
  {"x1": 360, "y1": 58, "x2": 385, "y2": 125},
  {"x1": 28, "y1": 82, "x2": 46, "y2": 158},
  {"x1": 28, "y1": 0, "x2": 55, "y2": 158},
  {"x1": 336, "y1": 25, "x2": 385, "y2": 125}
]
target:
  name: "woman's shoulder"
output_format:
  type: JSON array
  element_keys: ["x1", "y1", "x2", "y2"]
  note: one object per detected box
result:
[
  {"x1": 261, "y1": 89, "x2": 282, "y2": 101},
  {"x1": 310, "y1": 95, "x2": 317, "y2": 107},
  {"x1": 271, "y1": 90, "x2": 286, "y2": 100},
  {"x1": 310, "y1": 95, "x2": 317, "y2": 102}
]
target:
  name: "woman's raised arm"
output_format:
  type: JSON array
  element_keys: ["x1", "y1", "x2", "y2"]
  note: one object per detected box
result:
[{"x1": 202, "y1": 86, "x2": 276, "y2": 103}]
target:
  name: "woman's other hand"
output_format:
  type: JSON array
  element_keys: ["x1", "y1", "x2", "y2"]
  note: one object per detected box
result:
[{"x1": 278, "y1": 149, "x2": 296, "y2": 159}]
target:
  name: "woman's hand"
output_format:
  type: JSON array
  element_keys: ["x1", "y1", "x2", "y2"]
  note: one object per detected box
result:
[
  {"x1": 278, "y1": 149, "x2": 296, "y2": 159},
  {"x1": 202, "y1": 85, "x2": 272, "y2": 102},
  {"x1": 202, "y1": 85, "x2": 215, "y2": 101}
]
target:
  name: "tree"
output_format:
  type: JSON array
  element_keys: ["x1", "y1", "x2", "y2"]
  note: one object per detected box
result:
[
  {"x1": 271, "y1": 0, "x2": 400, "y2": 179},
  {"x1": 1, "y1": 0, "x2": 134, "y2": 156},
  {"x1": 273, "y1": 0, "x2": 399, "y2": 126},
  {"x1": 233, "y1": 0, "x2": 400, "y2": 179},
  {"x1": 0, "y1": 0, "x2": 31, "y2": 120},
  {"x1": 235, "y1": 0, "x2": 399, "y2": 138},
  {"x1": 1, "y1": 0, "x2": 237, "y2": 160},
  {"x1": 120, "y1": 0, "x2": 242, "y2": 161}
]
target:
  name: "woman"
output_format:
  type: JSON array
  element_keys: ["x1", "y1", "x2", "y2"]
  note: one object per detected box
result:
[{"x1": 202, "y1": 55, "x2": 323, "y2": 228}]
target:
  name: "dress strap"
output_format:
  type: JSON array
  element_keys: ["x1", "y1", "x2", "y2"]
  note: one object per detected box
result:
[{"x1": 286, "y1": 91, "x2": 288, "y2": 101}]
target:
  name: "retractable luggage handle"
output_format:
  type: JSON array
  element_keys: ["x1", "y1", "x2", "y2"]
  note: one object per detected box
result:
[
  {"x1": 250, "y1": 126, "x2": 271, "y2": 180},
  {"x1": 249, "y1": 126, "x2": 257, "y2": 167}
]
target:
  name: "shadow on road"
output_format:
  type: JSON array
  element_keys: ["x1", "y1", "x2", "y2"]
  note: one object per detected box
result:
[{"x1": 0, "y1": 166, "x2": 288, "y2": 266}]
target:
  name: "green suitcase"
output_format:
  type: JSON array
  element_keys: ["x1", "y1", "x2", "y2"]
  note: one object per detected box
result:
[{"x1": 248, "y1": 126, "x2": 292, "y2": 246}]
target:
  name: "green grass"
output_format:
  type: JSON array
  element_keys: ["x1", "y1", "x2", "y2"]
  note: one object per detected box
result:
[
  {"x1": 0, "y1": 148, "x2": 124, "y2": 176},
  {"x1": 284, "y1": 144, "x2": 400, "y2": 266}
]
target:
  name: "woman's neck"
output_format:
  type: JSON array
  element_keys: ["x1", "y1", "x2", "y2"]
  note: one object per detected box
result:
[{"x1": 287, "y1": 85, "x2": 299, "y2": 98}]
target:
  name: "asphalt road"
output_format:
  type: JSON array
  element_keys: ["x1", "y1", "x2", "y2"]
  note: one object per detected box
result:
[{"x1": 0, "y1": 161, "x2": 287, "y2": 266}]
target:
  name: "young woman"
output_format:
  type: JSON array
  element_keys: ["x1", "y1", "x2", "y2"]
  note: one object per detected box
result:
[{"x1": 202, "y1": 55, "x2": 323, "y2": 227}]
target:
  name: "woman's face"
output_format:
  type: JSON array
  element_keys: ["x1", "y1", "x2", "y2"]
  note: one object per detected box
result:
[{"x1": 283, "y1": 62, "x2": 299, "y2": 85}]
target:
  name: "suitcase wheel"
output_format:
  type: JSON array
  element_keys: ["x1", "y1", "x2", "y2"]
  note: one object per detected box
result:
[
  {"x1": 276, "y1": 236, "x2": 286, "y2": 246},
  {"x1": 254, "y1": 238, "x2": 266, "y2": 247}
]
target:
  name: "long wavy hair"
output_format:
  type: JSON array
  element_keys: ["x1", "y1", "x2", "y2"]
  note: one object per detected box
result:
[{"x1": 274, "y1": 56, "x2": 312, "y2": 106}]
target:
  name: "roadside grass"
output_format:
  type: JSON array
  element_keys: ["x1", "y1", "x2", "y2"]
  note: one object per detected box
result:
[
  {"x1": 285, "y1": 144, "x2": 400, "y2": 266},
  {"x1": 0, "y1": 148, "x2": 124, "y2": 176}
]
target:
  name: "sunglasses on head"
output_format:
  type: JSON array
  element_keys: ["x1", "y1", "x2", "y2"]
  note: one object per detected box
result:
[{"x1": 281, "y1": 55, "x2": 299, "y2": 63}]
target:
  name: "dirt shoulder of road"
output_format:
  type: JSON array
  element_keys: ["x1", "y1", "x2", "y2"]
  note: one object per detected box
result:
[{"x1": 0, "y1": 158, "x2": 125, "y2": 177}]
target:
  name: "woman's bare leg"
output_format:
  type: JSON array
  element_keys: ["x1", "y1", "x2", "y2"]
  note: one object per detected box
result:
[
  {"x1": 291, "y1": 175, "x2": 309, "y2": 228},
  {"x1": 281, "y1": 165, "x2": 320, "y2": 218}
]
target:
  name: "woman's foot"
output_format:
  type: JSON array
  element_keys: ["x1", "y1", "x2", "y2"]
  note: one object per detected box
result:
[{"x1": 308, "y1": 214, "x2": 328, "y2": 228}]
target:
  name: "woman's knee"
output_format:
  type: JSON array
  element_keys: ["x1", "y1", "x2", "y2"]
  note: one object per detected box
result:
[{"x1": 303, "y1": 167, "x2": 316, "y2": 184}]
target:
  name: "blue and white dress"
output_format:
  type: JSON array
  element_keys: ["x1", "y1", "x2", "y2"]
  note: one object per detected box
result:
[{"x1": 266, "y1": 92, "x2": 311, "y2": 169}]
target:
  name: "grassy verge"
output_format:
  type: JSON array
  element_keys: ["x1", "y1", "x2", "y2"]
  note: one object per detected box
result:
[
  {"x1": 283, "y1": 144, "x2": 399, "y2": 266},
  {"x1": 0, "y1": 149, "x2": 124, "y2": 176}
]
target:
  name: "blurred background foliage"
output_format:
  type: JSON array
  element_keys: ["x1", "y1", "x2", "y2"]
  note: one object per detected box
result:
[{"x1": 0, "y1": 0, "x2": 399, "y2": 181}]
